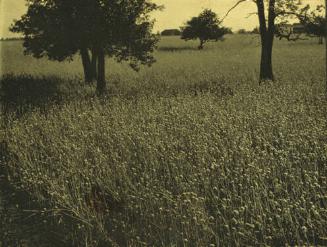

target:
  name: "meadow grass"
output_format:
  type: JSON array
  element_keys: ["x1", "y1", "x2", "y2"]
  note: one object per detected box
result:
[{"x1": 0, "y1": 35, "x2": 326, "y2": 246}]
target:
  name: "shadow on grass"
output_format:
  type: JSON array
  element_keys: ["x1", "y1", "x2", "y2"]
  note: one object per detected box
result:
[
  {"x1": 0, "y1": 74, "x2": 94, "y2": 119},
  {"x1": 0, "y1": 74, "x2": 235, "y2": 120}
]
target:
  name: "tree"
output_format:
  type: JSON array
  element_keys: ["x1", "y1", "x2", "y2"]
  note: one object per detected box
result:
[
  {"x1": 225, "y1": 0, "x2": 303, "y2": 82},
  {"x1": 225, "y1": 28, "x2": 234, "y2": 34},
  {"x1": 10, "y1": 0, "x2": 161, "y2": 95},
  {"x1": 181, "y1": 9, "x2": 229, "y2": 50},
  {"x1": 300, "y1": 5, "x2": 326, "y2": 44},
  {"x1": 238, "y1": 29, "x2": 247, "y2": 34},
  {"x1": 251, "y1": 27, "x2": 260, "y2": 34}
]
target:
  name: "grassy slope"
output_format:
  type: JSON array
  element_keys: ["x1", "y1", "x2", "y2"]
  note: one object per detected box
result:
[{"x1": 0, "y1": 35, "x2": 326, "y2": 246}]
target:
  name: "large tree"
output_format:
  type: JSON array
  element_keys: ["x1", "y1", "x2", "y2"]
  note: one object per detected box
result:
[
  {"x1": 181, "y1": 9, "x2": 229, "y2": 50},
  {"x1": 10, "y1": 0, "x2": 160, "y2": 94},
  {"x1": 226, "y1": 0, "x2": 304, "y2": 82}
]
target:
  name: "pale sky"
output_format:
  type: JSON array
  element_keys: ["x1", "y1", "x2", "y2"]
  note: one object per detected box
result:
[{"x1": 0, "y1": 0, "x2": 324, "y2": 38}]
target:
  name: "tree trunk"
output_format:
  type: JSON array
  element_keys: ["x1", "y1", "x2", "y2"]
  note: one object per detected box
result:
[
  {"x1": 325, "y1": 0, "x2": 327, "y2": 93},
  {"x1": 91, "y1": 48, "x2": 98, "y2": 80},
  {"x1": 319, "y1": 36, "x2": 323, "y2": 45},
  {"x1": 259, "y1": 36, "x2": 274, "y2": 81},
  {"x1": 198, "y1": 39, "x2": 204, "y2": 50},
  {"x1": 80, "y1": 48, "x2": 93, "y2": 83},
  {"x1": 96, "y1": 48, "x2": 106, "y2": 95},
  {"x1": 256, "y1": 0, "x2": 275, "y2": 82}
]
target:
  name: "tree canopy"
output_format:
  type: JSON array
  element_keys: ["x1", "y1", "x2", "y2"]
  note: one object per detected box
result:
[
  {"x1": 181, "y1": 9, "x2": 229, "y2": 49},
  {"x1": 300, "y1": 5, "x2": 326, "y2": 44},
  {"x1": 11, "y1": 0, "x2": 161, "y2": 94}
]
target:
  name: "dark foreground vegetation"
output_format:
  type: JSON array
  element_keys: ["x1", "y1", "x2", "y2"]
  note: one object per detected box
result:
[{"x1": 0, "y1": 36, "x2": 327, "y2": 246}]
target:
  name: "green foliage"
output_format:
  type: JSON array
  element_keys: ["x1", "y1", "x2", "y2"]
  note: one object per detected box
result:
[
  {"x1": 10, "y1": 0, "x2": 161, "y2": 87},
  {"x1": 274, "y1": 0, "x2": 302, "y2": 15},
  {"x1": 181, "y1": 9, "x2": 229, "y2": 49},
  {"x1": 11, "y1": 0, "x2": 160, "y2": 63},
  {"x1": 0, "y1": 36, "x2": 326, "y2": 246},
  {"x1": 300, "y1": 5, "x2": 326, "y2": 42}
]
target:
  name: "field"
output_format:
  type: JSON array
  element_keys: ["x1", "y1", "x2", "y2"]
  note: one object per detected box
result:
[{"x1": 0, "y1": 35, "x2": 327, "y2": 246}]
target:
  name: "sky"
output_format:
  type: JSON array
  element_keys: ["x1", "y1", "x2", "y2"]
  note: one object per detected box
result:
[{"x1": 0, "y1": 0, "x2": 324, "y2": 38}]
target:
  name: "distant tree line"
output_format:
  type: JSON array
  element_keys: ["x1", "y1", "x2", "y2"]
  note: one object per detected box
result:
[
  {"x1": 161, "y1": 29, "x2": 181, "y2": 36},
  {"x1": 0, "y1": 37, "x2": 23, "y2": 41}
]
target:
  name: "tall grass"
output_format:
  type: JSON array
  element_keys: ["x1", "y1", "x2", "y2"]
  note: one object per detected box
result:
[{"x1": 0, "y1": 35, "x2": 326, "y2": 246}]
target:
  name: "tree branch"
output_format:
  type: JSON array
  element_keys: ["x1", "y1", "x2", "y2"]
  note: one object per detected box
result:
[
  {"x1": 222, "y1": 0, "x2": 250, "y2": 22},
  {"x1": 267, "y1": 0, "x2": 276, "y2": 34},
  {"x1": 275, "y1": 27, "x2": 307, "y2": 41},
  {"x1": 275, "y1": 11, "x2": 307, "y2": 22},
  {"x1": 278, "y1": 33, "x2": 305, "y2": 41},
  {"x1": 246, "y1": 12, "x2": 258, "y2": 18},
  {"x1": 256, "y1": 0, "x2": 267, "y2": 37}
]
